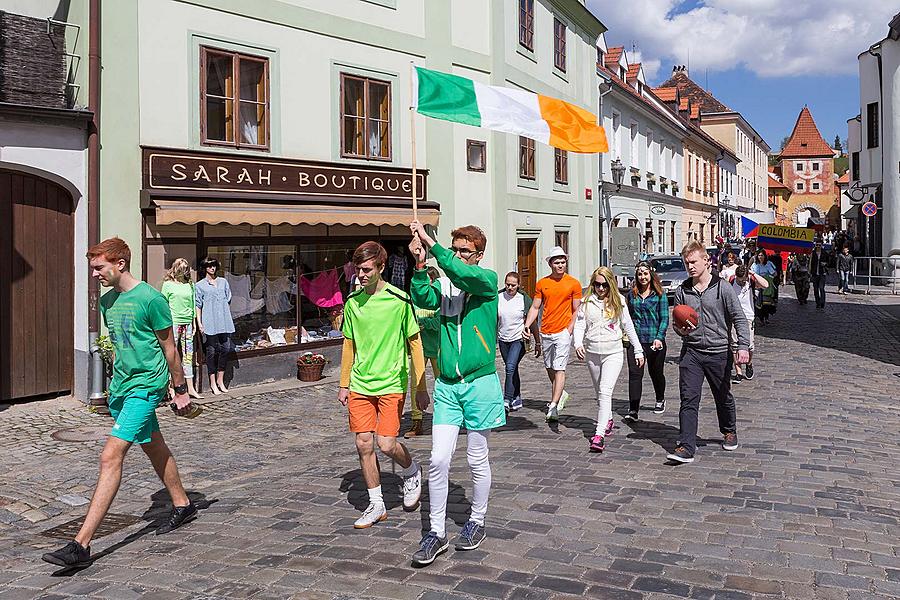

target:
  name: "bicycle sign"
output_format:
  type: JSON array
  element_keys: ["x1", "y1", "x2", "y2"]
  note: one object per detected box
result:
[{"x1": 862, "y1": 201, "x2": 878, "y2": 217}]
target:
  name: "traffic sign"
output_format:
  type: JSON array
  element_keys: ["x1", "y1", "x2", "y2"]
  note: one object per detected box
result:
[{"x1": 862, "y1": 201, "x2": 878, "y2": 217}]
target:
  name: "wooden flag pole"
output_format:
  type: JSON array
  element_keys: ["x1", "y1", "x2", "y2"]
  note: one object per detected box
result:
[{"x1": 409, "y1": 61, "x2": 418, "y2": 222}]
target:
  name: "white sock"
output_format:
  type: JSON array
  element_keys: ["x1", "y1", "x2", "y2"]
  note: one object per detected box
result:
[
  {"x1": 368, "y1": 485, "x2": 383, "y2": 505},
  {"x1": 400, "y1": 459, "x2": 419, "y2": 478}
]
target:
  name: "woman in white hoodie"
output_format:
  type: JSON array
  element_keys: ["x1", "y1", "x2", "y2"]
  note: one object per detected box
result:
[{"x1": 574, "y1": 266, "x2": 644, "y2": 453}]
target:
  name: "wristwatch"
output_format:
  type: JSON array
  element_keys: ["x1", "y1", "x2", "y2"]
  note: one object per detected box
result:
[{"x1": 173, "y1": 382, "x2": 188, "y2": 395}]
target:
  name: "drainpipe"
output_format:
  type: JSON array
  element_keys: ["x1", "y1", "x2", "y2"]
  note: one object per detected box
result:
[
  {"x1": 598, "y1": 78, "x2": 613, "y2": 265},
  {"x1": 867, "y1": 42, "x2": 883, "y2": 258},
  {"x1": 87, "y1": 0, "x2": 105, "y2": 404}
]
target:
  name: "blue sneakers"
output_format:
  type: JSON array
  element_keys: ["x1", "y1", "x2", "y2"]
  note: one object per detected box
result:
[
  {"x1": 411, "y1": 531, "x2": 449, "y2": 566},
  {"x1": 455, "y1": 520, "x2": 486, "y2": 551}
]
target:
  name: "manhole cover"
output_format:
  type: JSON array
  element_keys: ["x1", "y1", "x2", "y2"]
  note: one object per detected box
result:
[
  {"x1": 50, "y1": 426, "x2": 108, "y2": 442},
  {"x1": 40, "y1": 513, "x2": 142, "y2": 540}
]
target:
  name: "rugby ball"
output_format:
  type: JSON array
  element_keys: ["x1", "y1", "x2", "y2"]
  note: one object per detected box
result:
[{"x1": 673, "y1": 304, "x2": 699, "y2": 330}]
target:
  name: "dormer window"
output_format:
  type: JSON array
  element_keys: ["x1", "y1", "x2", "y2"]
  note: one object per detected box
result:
[
  {"x1": 619, "y1": 66, "x2": 626, "y2": 80},
  {"x1": 637, "y1": 82, "x2": 643, "y2": 94}
]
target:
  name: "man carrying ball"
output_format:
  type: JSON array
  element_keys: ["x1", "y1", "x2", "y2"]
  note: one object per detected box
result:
[{"x1": 667, "y1": 240, "x2": 751, "y2": 464}]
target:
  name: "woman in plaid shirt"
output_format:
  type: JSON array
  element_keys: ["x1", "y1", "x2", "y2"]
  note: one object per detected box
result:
[{"x1": 624, "y1": 261, "x2": 669, "y2": 421}]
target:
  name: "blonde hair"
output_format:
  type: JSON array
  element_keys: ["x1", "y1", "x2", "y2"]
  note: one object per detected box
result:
[
  {"x1": 164, "y1": 257, "x2": 192, "y2": 283},
  {"x1": 681, "y1": 240, "x2": 706, "y2": 259},
  {"x1": 587, "y1": 266, "x2": 623, "y2": 320}
]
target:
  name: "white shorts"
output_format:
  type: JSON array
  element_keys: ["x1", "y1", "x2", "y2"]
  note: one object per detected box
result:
[
  {"x1": 541, "y1": 330, "x2": 571, "y2": 371},
  {"x1": 729, "y1": 320, "x2": 755, "y2": 352}
]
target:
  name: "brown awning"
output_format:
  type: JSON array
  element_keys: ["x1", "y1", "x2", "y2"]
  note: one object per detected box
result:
[{"x1": 153, "y1": 200, "x2": 440, "y2": 227}]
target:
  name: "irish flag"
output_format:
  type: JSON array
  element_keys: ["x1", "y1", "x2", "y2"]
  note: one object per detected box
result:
[{"x1": 412, "y1": 66, "x2": 608, "y2": 154}]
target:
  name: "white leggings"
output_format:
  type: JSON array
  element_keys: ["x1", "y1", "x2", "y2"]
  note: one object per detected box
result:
[
  {"x1": 428, "y1": 425, "x2": 491, "y2": 538},
  {"x1": 586, "y1": 350, "x2": 625, "y2": 436}
]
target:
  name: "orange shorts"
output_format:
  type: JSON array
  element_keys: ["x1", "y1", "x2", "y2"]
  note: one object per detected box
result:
[{"x1": 348, "y1": 392, "x2": 405, "y2": 437}]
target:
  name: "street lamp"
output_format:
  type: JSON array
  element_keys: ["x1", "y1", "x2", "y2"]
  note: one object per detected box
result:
[{"x1": 600, "y1": 158, "x2": 626, "y2": 266}]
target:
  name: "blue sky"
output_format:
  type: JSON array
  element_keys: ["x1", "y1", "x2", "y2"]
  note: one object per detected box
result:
[{"x1": 588, "y1": 0, "x2": 896, "y2": 151}]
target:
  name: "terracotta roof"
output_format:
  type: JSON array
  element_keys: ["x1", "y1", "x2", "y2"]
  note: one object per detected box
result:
[
  {"x1": 768, "y1": 173, "x2": 788, "y2": 190},
  {"x1": 837, "y1": 171, "x2": 849, "y2": 184},
  {"x1": 626, "y1": 63, "x2": 641, "y2": 84},
  {"x1": 597, "y1": 62, "x2": 685, "y2": 136},
  {"x1": 653, "y1": 86, "x2": 678, "y2": 102},
  {"x1": 690, "y1": 105, "x2": 700, "y2": 120},
  {"x1": 659, "y1": 71, "x2": 730, "y2": 113},
  {"x1": 605, "y1": 46, "x2": 624, "y2": 74},
  {"x1": 779, "y1": 107, "x2": 835, "y2": 158},
  {"x1": 679, "y1": 98, "x2": 689, "y2": 111}
]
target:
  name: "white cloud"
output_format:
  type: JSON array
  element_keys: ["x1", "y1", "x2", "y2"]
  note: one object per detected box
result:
[{"x1": 588, "y1": 0, "x2": 897, "y2": 81}]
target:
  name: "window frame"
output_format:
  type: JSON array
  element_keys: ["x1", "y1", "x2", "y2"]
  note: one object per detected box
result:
[
  {"x1": 519, "y1": 136, "x2": 536, "y2": 180},
  {"x1": 796, "y1": 181, "x2": 805, "y2": 192},
  {"x1": 811, "y1": 182, "x2": 820, "y2": 191},
  {"x1": 553, "y1": 17, "x2": 567, "y2": 73},
  {"x1": 518, "y1": 0, "x2": 534, "y2": 51},
  {"x1": 466, "y1": 139, "x2": 487, "y2": 173},
  {"x1": 554, "y1": 147, "x2": 568, "y2": 185},
  {"x1": 200, "y1": 46, "x2": 271, "y2": 151},
  {"x1": 339, "y1": 72, "x2": 393, "y2": 162},
  {"x1": 812, "y1": 162, "x2": 820, "y2": 172},
  {"x1": 866, "y1": 102, "x2": 879, "y2": 149}
]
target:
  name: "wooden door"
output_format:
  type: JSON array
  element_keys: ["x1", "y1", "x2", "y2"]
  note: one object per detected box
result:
[
  {"x1": 517, "y1": 238, "x2": 537, "y2": 297},
  {"x1": 0, "y1": 170, "x2": 74, "y2": 401}
]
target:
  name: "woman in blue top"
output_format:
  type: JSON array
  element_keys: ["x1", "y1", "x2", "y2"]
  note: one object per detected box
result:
[
  {"x1": 624, "y1": 261, "x2": 669, "y2": 422},
  {"x1": 195, "y1": 257, "x2": 235, "y2": 394},
  {"x1": 751, "y1": 250, "x2": 777, "y2": 324}
]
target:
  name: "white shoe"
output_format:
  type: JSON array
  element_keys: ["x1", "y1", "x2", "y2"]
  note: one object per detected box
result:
[
  {"x1": 353, "y1": 502, "x2": 387, "y2": 529},
  {"x1": 402, "y1": 467, "x2": 422, "y2": 511},
  {"x1": 546, "y1": 404, "x2": 559, "y2": 422},
  {"x1": 557, "y1": 391, "x2": 570, "y2": 413}
]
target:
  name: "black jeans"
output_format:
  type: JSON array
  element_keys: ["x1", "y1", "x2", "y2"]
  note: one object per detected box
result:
[
  {"x1": 793, "y1": 275, "x2": 810, "y2": 303},
  {"x1": 627, "y1": 341, "x2": 666, "y2": 413},
  {"x1": 204, "y1": 333, "x2": 232, "y2": 374},
  {"x1": 812, "y1": 274, "x2": 827, "y2": 307},
  {"x1": 498, "y1": 339, "x2": 525, "y2": 402},
  {"x1": 677, "y1": 346, "x2": 736, "y2": 455}
]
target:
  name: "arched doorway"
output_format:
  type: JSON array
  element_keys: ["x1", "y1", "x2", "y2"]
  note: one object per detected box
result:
[{"x1": 1, "y1": 169, "x2": 74, "y2": 400}]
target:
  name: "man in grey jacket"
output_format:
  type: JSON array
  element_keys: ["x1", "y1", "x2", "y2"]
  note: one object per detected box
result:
[{"x1": 667, "y1": 240, "x2": 751, "y2": 464}]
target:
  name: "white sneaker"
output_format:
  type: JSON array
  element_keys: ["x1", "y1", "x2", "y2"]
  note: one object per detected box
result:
[
  {"x1": 402, "y1": 467, "x2": 422, "y2": 511},
  {"x1": 546, "y1": 404, "x2": 559, "y2": 422},
  {"x1": 557, "y1": 391, "x2": 570, "y2": 413},
  {"x1": 353, "y1": 502, "x2": 386, "y2": 529}
]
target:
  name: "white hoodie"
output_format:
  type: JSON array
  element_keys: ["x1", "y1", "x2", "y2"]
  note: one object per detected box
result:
[{"x1": 573, "y1": 292, "x2": 644, "y2": 358}]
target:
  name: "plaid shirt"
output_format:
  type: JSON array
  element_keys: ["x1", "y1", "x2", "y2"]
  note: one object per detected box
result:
[{"x1": 626, "y1": 289, "x2": 669, "y2": 344}]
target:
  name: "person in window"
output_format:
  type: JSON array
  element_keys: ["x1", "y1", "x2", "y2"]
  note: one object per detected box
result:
[
  {"x1": 387, "y1": 244, "x2": 412, "y2": 291},
  {"x1": 195, "y1": 257, "x2": 235, "y2": 395},
  {"x1": 161, "y1": 258, "x2": 203, "y2": 399}
]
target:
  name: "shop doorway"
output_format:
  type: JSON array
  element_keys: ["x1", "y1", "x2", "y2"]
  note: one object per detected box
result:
[
  {"x1": 517, "y1": 238, "x2": 537, "y2": 297},
  {"x1": 0, "y1": 170, "x2": 74, "y2": 401}
]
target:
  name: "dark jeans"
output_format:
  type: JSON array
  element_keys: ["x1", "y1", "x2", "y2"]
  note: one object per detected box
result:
[
  {"x1": 204, "y1": 333, "x2": 232, "y2": 374},
  {"x1": 498, "y1": 339, "x2": 525, "y2": 402},
  {"x1": 812, "y1": 274, "x2": 827, "y2": 307},
  {"x1": 793, "y1": 275, "x2": 810, "y2": 303},
  {"x1": 677, "y1": 346, "x2": 736, "y2": 455},
  {"x1": 627, "y1": 341, "x2": 666, "y2": 413}
]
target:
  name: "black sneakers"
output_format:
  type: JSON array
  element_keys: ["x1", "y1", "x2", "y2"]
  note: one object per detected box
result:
[
  {"x1": 653, "y1": 399, "x2": 666, "y2": 414},
  {"x1": 666, "y1": 446, "x2": 695, "y2": 463},
  {"x1": 155, "y1": 503, "x2": 198, "y2": 535},
  {"x1": 622, "y1": 411, "x2": 639, "y2": 423},
  {"x1": 744, "y1": 364, "x2": 754, "y2": 380},
  {"x1": 42, "y1": 541, "x2": 91, "y2": 568},
  {"x1": 722, "y1": 432, "x2": 739, "y2": 451}
]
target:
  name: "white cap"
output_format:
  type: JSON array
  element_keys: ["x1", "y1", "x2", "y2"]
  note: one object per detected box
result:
[{"x1": 546, "y1": 246, "x2": 568, "y2": 264}]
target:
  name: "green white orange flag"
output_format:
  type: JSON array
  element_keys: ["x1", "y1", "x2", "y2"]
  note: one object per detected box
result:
[{"x1": 412, "y1": 66, "x2": 608, "y2": 154}]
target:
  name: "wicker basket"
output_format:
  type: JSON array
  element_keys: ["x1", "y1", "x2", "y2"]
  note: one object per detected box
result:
[{"x1": 297, "y1": 362, "x2": 325, "y2": 382}]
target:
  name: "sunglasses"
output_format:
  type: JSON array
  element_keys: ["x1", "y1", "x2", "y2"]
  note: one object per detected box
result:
[{"x1": 592, "y1": 281, "x2": 610, "y2": 289}]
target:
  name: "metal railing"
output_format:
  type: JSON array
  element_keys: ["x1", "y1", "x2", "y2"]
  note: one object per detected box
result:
[{"x1": 850, "y1": 256, "x2": 900, "y2": 295}]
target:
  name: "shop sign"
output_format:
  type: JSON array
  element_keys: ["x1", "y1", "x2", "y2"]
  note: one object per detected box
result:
[{"x1": 143, "y1": 148, "x2": 425, "y2": 201}]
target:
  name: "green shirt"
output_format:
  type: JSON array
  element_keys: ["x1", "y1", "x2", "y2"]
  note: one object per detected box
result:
[
  {"x1": 100, "y1": 282, "x2": 173, "y2": 397},
  {"x1": 342, "y1": 283, "x2": 420, "y2": 395},
  {"x1": 160, "y1": 280, "x2": 195, "y2": 325}
]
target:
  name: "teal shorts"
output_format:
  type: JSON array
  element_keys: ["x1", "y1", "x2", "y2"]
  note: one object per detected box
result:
[
  {"x1": 107, "y1": 389, "x2": 165, "y2": 444},
  {"x1": 433, "y1": 373, "x2": 505, "y2": 431}
]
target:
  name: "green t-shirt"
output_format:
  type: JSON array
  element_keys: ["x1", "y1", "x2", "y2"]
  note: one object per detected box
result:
[
  {"x1": 160, "y1": 280, "x2": 195, "y2": 325},
  {"x1": 342, "y1": 283, "x2": 420, "y2": 395},
  {"x1": 100, "y1": 282, "x2": 173, "y2": 397},
  {"x1": 415, "y1": 307, "x2": 440, "y2": 359}
]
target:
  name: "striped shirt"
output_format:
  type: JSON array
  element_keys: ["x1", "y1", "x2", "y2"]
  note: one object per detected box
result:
[{"x1": 626, "y1": 289, "x2": 669, "y2": 344}]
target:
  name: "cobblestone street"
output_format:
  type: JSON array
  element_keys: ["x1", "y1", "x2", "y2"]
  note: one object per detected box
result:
[{"x1": 1, "y1": 286, "x2": 899, "y2": 600}]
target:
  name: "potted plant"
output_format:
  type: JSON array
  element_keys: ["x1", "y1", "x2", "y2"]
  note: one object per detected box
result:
[{"x1": 296, "y1": 352, "x2": 327, "y2": 382}]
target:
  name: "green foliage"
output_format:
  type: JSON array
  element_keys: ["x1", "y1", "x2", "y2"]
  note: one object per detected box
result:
[
  {"x1": 96, "y1": 335, "x2": 114, "y2": 369},
  {"x1": 834, "y1": 155, "x2": 849, "y2": 176}
]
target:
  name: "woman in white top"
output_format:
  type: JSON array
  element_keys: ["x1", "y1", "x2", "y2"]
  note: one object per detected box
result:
[
  {"x1": 574, "y1": 266, "x2": 644, "y2": 453},
  {"x1": 496, "y1": 272, "x2": 539, "y2": 412}
]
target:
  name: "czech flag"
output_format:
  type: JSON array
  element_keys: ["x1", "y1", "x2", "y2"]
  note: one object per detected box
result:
[{"x1": 741, "y1": 216, "x2": 759, "y2": 238}]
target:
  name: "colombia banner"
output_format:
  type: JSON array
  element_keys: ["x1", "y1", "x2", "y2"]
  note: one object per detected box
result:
[{"x1": 757, "y1": 224, "x2": 815, "y2": 253}]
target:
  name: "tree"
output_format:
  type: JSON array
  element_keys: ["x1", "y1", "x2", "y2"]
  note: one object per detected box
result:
[
  {"x1": 780, "y1": 135, "x2": 790, "y2": 150},
  {"x1": 833, "y1": 135, "x2": 843, "y2": 153}
]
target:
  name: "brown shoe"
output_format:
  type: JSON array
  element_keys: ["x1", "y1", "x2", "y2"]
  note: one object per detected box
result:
[{"x1": 404, "y1": 420, "x2": 424, "y2": 438}]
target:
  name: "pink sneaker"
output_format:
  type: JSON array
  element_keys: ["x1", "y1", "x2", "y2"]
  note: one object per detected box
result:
[
  {"x1": 589, "y1": 435, "x2": 605, "y2": 453},
  {"x1": 604, "y1": 419, "x2": 614, "y2": 436}
]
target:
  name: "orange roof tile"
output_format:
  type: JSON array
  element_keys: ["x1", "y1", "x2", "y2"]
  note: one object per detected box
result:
[
  {"x1": 779, "y1": 107, "x2": 834, "y2": 158},
  {"x1": 659, "y1": 70, "x2": 730, "y2": 113},
  {"x1": 626, "y1": 63, "x2": 641, "y2": 83},
  {"x1": 653, "y1": 86, "x2": 678, "y2": 102},
  {"x1": 605, "y1": 46, "x2": 624, "y2": 74},
  {"x1": 837, "y1": 171, "x2": 849, "y2": 184},
  {"x1": 679, "y1": 98, "x2": 689, "y2": 111},
  {"x1": 768, "y1": 173, "x2": 788, "y2": 190}
]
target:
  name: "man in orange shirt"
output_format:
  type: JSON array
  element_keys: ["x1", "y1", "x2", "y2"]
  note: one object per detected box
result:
[{"x1": 524, "y1": 247, "x2": 582, "y2": 421}]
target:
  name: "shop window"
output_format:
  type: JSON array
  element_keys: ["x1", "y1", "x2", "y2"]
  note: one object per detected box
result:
[
  {"x1": 554, "y1": 148, "x2": 568, "y2": 185},
  {"x1": 628, "y1": 219, "x2": 639, "y2": 228},
  {"x1": 146, "y1": 244, "x2": 198, "y2": 291},
  {"x1": 519, "y1": 136, "x2": 535, "y2": 180},
  {"x1": 553, "y1": 18, "x2": 567, "y2": 72},
  {"x1": 519, "y1": 0, "x2": 534, "y2": 51},
  {"x1": 201, "y1": 46, "x2": 269, "y2": 149},
  {"x1": 466, "y1": 139, "x2": 486, "y2": 172},
  {"x1": 340, "y1": 73, "x2": 392, "y2": 160}
]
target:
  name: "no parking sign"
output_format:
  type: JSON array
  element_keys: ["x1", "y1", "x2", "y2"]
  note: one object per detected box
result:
[{"x1": 862, "y1": 201, "x2": 878, "y2": 217}]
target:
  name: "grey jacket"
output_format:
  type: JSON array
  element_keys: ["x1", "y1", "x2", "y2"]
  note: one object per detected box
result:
[
  {"x1": 837, "y1": 253, "x2": 853, "y2": 272},
  {"x1": 674, "y1": 273, "x2": 750, "y2": 354}
]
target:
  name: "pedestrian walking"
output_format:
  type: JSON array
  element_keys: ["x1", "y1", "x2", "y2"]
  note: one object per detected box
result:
[
  {"x1": 751, "y1": 249, "x2": 777, "y2": 324},
  {"x1": 789, "y1": 252, "x2": 811, "y2": 304},
  {"x1": 42, "y1": 238, "x2": 199, "y2": 569},
  {"x1": 195, "y1": 257, "x2": 234, "y2": 394},
  {"x1": 337, "y1": 241, "x2": 426, "y2": 529},
  {"x1": 161, "y1": 258, "x2": 203, "y2": 399},
  {"x1": 408, "y1": 221, "x2": 504, "y2": 567},
  {"x1": 837, "y1": 246, "x2": 853, "y2": 295},
  {"x1": 624, "y1": 261, "x2": 669, "y2": 421},
  {"x1": 741, "y1": 238, "x2": 758, "y2": 266},
  {"x1": 523, "y1": 247, "x2": 583, "y2": 422},
  {"x1": 497, "y1": 272, "x2": 539, "y2": 413},
  {"x1": 729, "y1": 265, "x2": 767, "y2": 383},
  {"x1": 406, "y1": 266, "x2": 442, "y2": 438},
  {"x1": 810, "y1": 240, "x2": 828, "y2": 309},
  {"x1": 666, "y1": 240, "x2": 751, "y2": 464},
  {"x1": 719, "y1": 251, "x2": 739, "y2": 280},
  {"x1": 573, "y1": 267, "x2": 644, "y2": 453}
]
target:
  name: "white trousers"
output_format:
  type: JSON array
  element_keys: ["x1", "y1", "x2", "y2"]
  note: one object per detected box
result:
[
  {"x1": 585, "y1": 350, "x2": 625, "y2": 436},
  {"x1": 428, "y1": 424, "x2": 491, "y2": 538}
]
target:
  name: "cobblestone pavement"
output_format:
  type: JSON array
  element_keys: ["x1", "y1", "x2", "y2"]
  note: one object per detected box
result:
[{"x1": 1, "y1": 285, "x2": 899, "y2": 600}]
